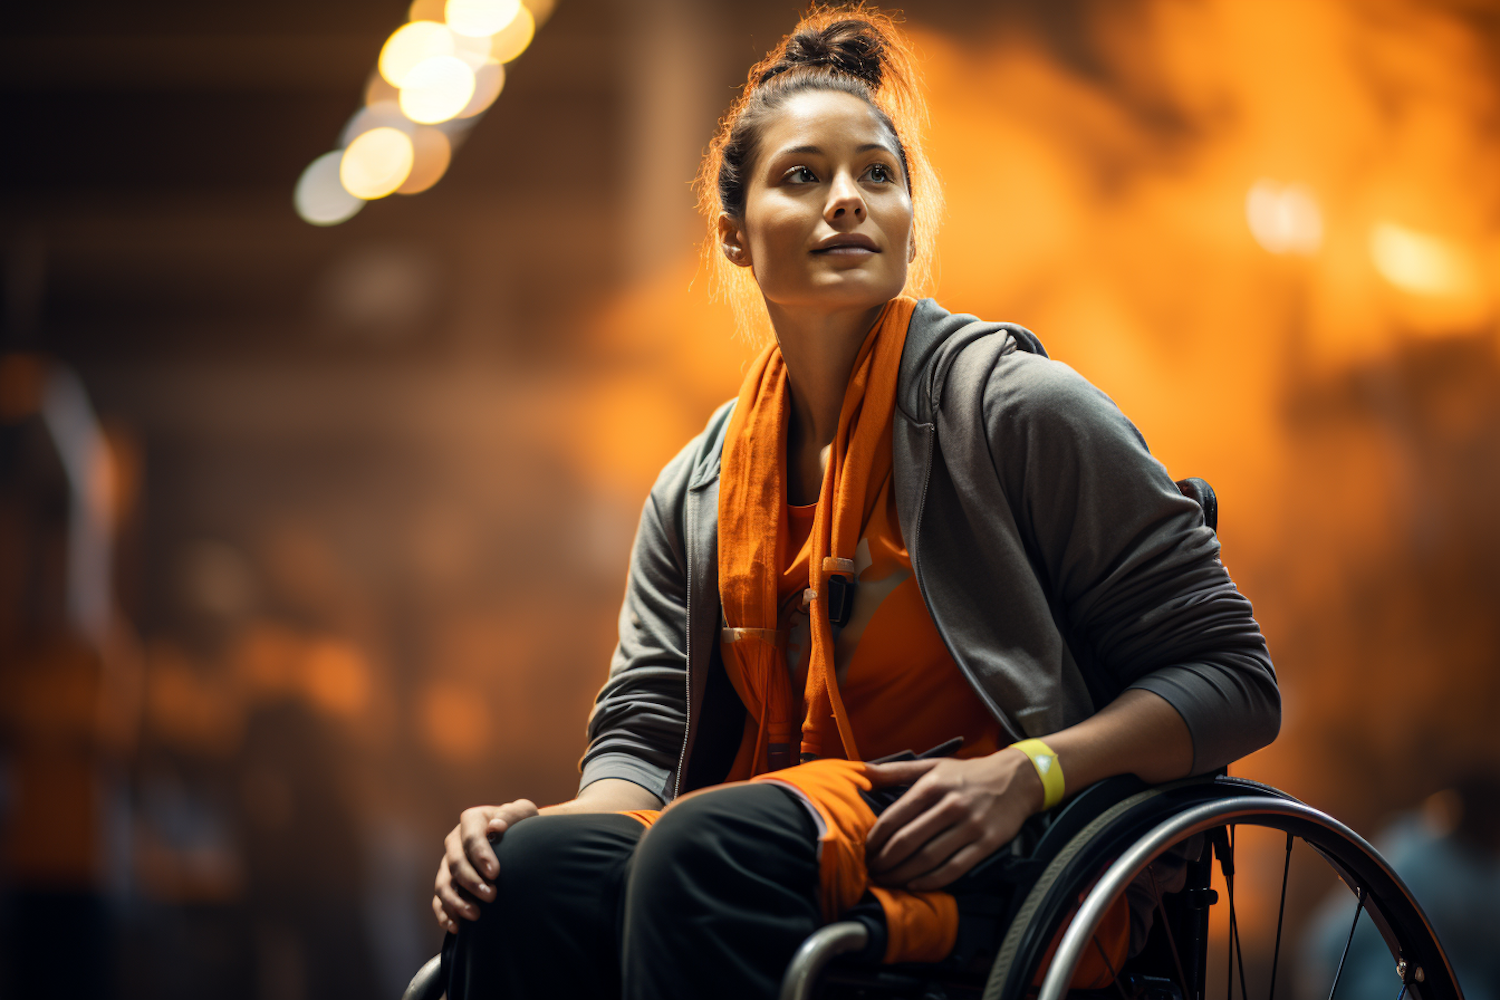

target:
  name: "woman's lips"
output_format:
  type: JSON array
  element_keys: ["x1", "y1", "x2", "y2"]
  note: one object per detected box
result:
[{"x1": 812, "y1": 233, "x2": 881, "y2": 254}]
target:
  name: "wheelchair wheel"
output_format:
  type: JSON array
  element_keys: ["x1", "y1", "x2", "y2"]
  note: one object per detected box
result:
[{"x1": 983, "y1": 776, "x2": 1461, "y2": 1000}]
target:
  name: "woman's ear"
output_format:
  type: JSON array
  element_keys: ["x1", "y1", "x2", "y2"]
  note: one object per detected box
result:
[
  {"x1": 907, "y1": 231, "x2": 917, "y2": 263},
  {"x1": 718, "y1": 213, "x2": 753, "y2": 269}
]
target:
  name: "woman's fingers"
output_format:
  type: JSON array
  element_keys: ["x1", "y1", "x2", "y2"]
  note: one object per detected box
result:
[
  {"x1": 905, "y1": 837, "x2": 998, "y2": 891},
  {"x1": 869, "y1": 788, "x2": 965, "y2": 872},
  {"x1": 435, "y1": 856, "x2": 482, "y2": 922},
  {"x1": 431, "y1": 891, "x2": 460, "y2": 934},
  {"x1": 460, "y1": 808, "x2": 503, "y2": 881},
  {"x1": 442, "y1": 826, "x2": 490, "y2": 900},
  {"x1": 431, "y1": 799, "x2": 542, "y2": 934},
  {"x1": 499, "y1": 798, "x2": 539, "y2": 825},
  {"x1": 436, "y1": 879, "x2": 480, "y2": 922},
  {"x1": 870, "y1": 796, "x2": 974, "y2": 882},
  {"x1": 865, "y1": 772, "x2": 943, "y2": 855},
  {"x1": 864, "y1": 759, "x2": 939, "y2": 788}
]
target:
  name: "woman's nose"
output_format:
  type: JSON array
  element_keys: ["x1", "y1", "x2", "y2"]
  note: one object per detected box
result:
[{"x1": 825, "y1": 173, "x2": 865, "y2": 223}]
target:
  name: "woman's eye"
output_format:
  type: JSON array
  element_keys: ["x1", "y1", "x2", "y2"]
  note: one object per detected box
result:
[
  {"x1": 788, "y1": 166, "x2": 817, "y2": 183},
  {"x1": 866, "y1": 163, "x2": 892, "y2": 183}
]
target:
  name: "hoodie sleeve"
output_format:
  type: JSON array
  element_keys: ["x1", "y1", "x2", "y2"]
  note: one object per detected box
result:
[
  {"x1": 983, "y1": 352, "x2": 1280, "y2": 773},
  {"x1": 577, "y1": 439, "x2": 700, "y2": 802}
]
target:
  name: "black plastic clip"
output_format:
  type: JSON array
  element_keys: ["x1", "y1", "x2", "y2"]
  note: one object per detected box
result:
[{"x1": 826, "y1": 573, "x2": 856, "y2": 628}]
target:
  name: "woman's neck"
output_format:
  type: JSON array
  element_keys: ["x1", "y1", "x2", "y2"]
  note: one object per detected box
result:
[{"x1": 767, "y1": 298, "x2": 887, "y2": 504}]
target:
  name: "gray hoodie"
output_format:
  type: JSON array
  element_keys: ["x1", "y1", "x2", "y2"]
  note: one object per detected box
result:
[{"x1": 580, "y1": 299, "x2": 1279, "y2": 803}]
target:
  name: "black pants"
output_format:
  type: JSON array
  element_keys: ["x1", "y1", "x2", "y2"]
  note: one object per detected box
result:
[{"x1": 442, "y1": 783, "x2": 824, "y2": 1000}]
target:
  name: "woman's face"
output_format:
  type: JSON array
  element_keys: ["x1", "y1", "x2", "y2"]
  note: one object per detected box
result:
[{"x1": 721, "y1": 89, "x2": 914, "y2": 314}]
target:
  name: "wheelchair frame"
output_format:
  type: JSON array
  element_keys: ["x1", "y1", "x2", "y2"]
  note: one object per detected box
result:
[{"x1": 781, "y1": 775, "x2": 1460, "y2": 1000}]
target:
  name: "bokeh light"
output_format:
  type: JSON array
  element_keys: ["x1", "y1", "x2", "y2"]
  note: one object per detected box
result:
[
  {"x1": 1245, "y1": 180, "x2": 1323, "y2": 256},
  {"x1": 339, "y1": 127, "x2": 415, "y2": 199},
  {"x1": 397, "y1": 127, "x2": 453, "y2": 194},
  {"x1": 303, "y1": 640, "x2": 372, "y2": 718},
  {"x1": 446, "y1": 0, "x2": 522, "y2": 38},
  {"x1": 364, "y1": 71, "x2": 399, "y2": 108},
  {"x1": 378, "y1": 20, "x2": 455, "y2": 88},
  {"x1": 419, "y1": 680, "x2": 490, "y2": 761},
  {"x1": 407, "y1": 0, "x2": 445, "y2": 21},
  {"x1": 398, "y1": 56, "x2": 476, "y2": 124},
  {"x1": 457, "y1": 61, "x2": 504, "y2": 118},
  {"x1": 488, "y1": 5, "x2": 536, "y2": 64},
  {"x1": 522, "y1": 0, "x2": 555, "y2": 26},
  {"x1": 297, "y1": 0, "x2": 555, "y2": 224},
  {"x1": 294, "y1": 152, "x2": 365, "y2": 226},
  {"x1": 340, "y1": 100, "x2": 413, "y2": 148},
  {"x1": 1369, "y1": 222, "x2": 1481, "y2": 299},
  {"x1": 450, "y1": 30, "x2": 495, "y2": 66}
]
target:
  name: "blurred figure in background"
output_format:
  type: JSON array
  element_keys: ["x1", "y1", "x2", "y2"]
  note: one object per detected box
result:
[
  {"x1": 0, "y1": 355, "x2": 122, "y2": 999},
  {"x1": 1303, "y1": 770, "x2": 1500, "y2": 1000}
]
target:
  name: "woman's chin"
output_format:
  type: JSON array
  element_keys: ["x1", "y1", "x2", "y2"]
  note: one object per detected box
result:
[{"x1": 787, "y1": 271, "x2": 906, "y2": 311}]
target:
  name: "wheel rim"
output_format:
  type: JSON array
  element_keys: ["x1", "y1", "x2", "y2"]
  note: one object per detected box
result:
[{"x1": 986, "y1": 795, "x2": 1461, "y2": 1000}]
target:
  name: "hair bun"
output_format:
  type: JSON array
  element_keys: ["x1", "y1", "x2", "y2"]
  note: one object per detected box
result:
[{"x1": 757, "y1": 18, "x2": 885, "y2": 89}]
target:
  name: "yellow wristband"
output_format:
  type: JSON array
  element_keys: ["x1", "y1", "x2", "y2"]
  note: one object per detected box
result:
[{"x1": 1011, "y1": 738, "x2": 1065, "y2": 811}]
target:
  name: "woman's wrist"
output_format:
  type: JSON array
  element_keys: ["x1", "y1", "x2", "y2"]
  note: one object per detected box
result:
[{"x1": 994, "y1": 745, "x2": 1047, "y2": 815}]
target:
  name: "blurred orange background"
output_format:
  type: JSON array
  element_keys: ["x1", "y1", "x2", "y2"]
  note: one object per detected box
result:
[{"x1": 3, "y1": 0, "x2": 1499, "y2": 997}]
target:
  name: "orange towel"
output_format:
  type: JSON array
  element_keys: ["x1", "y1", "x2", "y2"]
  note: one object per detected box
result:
[
  {"x1": 621, "y1": 764, "x2": 1127, "y2": 983},
  {"x1": 717, "y1": 296, "x2": 917, "y2": 770},
  {"x1": 752, "y1": 758, "x2": 958, "y2": 964},
  {"x1": 754, "y1": 759, "x2": 1129, "y2": 984},
  {"x1": 619, "y1": 809, "x2": 661, "y2": 829}
]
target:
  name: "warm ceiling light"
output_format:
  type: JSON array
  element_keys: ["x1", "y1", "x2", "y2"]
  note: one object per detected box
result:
[
  {"x1": 340, "y1": 100, "x2": 412, "y2": 148},
  {"x1": 523, "y1": 0, "x2": 555, "y2": 26},
  {"x1": 296, "y1": 152, "x2": 365, "y2": 225},
  {"x1": 445, "y1": 0, "x2": 522, "y2": 37},
  {"x1": 398, "y1": 56, "x2": 476, "y2": 124},
  {"x1": 364, "y1": 71, "x2": 400, "y2": 107},
  {"x1": 457, "y1": 61, "x2": 504, "y2": 118},
  {"x1": 340, "y1": 127, "x2": 416, "y2": 199},
  {"x1": 379, "y1": 20, "x2": 455, "y2": 87},
  {"x1": 489, "y1": 4, "x2": 535, "y2": 63},
  {"x1": 1245, "y1": 180, "x2": 1322, "y2": 256},
  {"x1": 398, "y1": 128, "x2": 453, "y2": 194},
  {"x1": 1369, "y1": 222, "x2": 1481, "y2": 299}
]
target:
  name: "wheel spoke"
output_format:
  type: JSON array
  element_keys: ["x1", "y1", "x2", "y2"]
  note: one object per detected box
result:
[
  {"x1": 1091, "y1": 934, "x2": 1130, "y2": 1000},
  {"x1": 1326, "y1": 885, "x2": 1367, "y2": 1000},
  {"x1": 1147, "y1": 865, "x2": 1190, "y2": 999},
  {"x1": 1266, "y1": 832, "x2": 1293, "y2": 1000},
  {"x1": 1218, "y1": 827, "x2": 1234, "y2": 1000},
  {"x1": 1228, "y1": 827, "x2": 1250, "y2": 1000}
]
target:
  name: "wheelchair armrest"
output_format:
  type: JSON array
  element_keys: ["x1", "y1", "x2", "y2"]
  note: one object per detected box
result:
[{"x1": 402, "y1": 954, "x2": 443, "y2": 1000}]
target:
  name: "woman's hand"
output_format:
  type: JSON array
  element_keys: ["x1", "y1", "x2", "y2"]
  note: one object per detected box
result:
[
  {"x1": 863, "y1": 749, "x2": 1043, "y2": 891},
  {"x1": 863, "y1": 692, "x2": 1196, "y2": 892},
  {"x1": 430, "y1": 779, "x2": 662, "y2": 934},
  {"x1": 431, "y1": 799, "x2": 539, "y2": 933}
]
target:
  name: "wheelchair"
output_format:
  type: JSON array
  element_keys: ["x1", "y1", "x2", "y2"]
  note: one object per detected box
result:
[{"x1": 403, "y1": 480, "x2": 1462, "y2": 1000}]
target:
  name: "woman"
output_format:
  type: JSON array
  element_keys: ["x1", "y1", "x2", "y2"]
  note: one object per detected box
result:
[{"x1": 432, "y1": 8, "x2": 1279, "y2": 999}]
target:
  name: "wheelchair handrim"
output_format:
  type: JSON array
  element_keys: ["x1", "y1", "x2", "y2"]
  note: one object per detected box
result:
[{"x1": 986, "y1": 794, "x2": 1461, "y2": 1000}]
